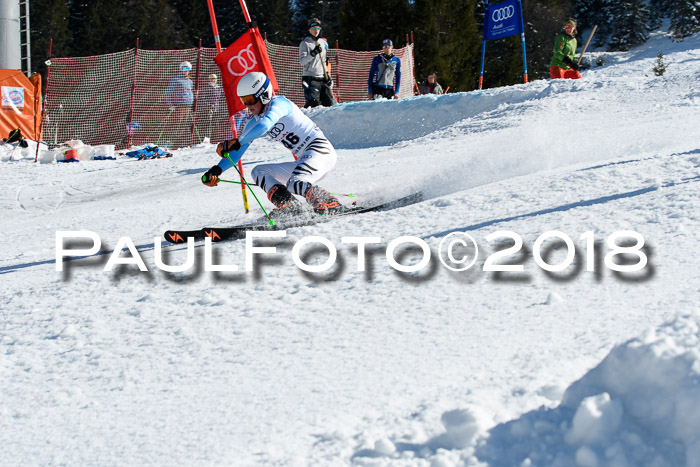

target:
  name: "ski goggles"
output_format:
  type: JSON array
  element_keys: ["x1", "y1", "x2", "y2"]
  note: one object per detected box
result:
[
  {"x1": 240, "y1": 94, "x2": 258, "y2": 106},
  {"x1": 181, "y1": 66, "x2": 191, "y2": 72}
]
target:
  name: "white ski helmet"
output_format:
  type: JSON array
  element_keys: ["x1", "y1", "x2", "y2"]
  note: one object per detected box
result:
[
  {"x1": 237, "y1": 71, "x2": 273, "y2": 105},
  {"x1": 180, "y1": 61, "x2": 192, "y2": 72}
]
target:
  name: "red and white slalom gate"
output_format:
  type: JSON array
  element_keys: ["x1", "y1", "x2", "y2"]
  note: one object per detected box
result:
[{"x1": 43, "y1": 43, "x2": 414, "y2": 150}]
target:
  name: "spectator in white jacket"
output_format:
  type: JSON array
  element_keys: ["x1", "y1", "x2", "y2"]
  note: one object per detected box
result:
[{"x1": 299, "y1": 18, "x2": 335, "y2": 108}]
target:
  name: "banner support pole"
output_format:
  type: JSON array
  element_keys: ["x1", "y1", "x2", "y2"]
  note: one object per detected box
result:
[
  {"x1": 479, "y1": 0, "x2": 488, "y2": 90},
  {"x1": 518, "y1": 0, "x2": 528, "y2": 83}
]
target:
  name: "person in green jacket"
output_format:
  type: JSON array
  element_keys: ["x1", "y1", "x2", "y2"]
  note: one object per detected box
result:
[{"x1": 550, "y1": 19, "x2": 582, "y2": 79}]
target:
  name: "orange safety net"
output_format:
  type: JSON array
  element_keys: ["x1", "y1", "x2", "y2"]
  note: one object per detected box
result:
[{"x1": 43, "y1": 43, "x2": 414, "y2": 150}]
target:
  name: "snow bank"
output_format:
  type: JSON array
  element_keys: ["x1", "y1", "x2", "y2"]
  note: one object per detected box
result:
[{"x1": 477, "y1": 312, "x2": 700, "y2": 467}]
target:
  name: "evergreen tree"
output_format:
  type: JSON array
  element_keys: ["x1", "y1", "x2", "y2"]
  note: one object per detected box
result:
[
  {"x1": 575, "y1": 0, "x2": 607, "y2": 31},
  {"x1": 294, "y1": 0, "x2": 342, "y2": 45},
  {"x1": 206, "y1": 0, "x2": 295, "y2": 46},
  {"x1": 170, "y1": 0, "x2": 215, "y2": 48},
  {"x1": 413, "y1": 0, "x2": 480, "y2": 92},
  {"x1": 127, "y1": 0, "x2": 182, "y2": 50},
  {"x1": 608, "y1": 0, "x2": 651, "y2": 51},
  {"x1": 250, "y1": 0, "x2": 296, "y2": 45},
  {"x1": 30, "y1": 0, "x2": 72, "y2": 62},
  {"x1": 590, "y1": 0, "x2": 614, "y2": 47},
  {"x1": 669, "y1": 0, "x2": 700, "y2": 40},
  {"x1": 79, "y1": 0, "x2": 131, "y2": 55},
  {"x1": 338, "y1": 0, "x2": 413, "y2": 52},
  {"x1": 653, "y1": 52, "x2": 666, "y2": 75},
  {"x1": 649, "y1": 0, "x2": 673, "y2": 29}
]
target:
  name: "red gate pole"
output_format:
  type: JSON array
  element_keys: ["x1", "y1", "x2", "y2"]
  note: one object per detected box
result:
[
  {"x1": 206, "y1": 0, "x2": 250, "y2": 213},
  {"x1": 126, "y1": 38, "x2": 139, "y2": 148},
  {"x1": 35, "y1": 39, "x2": 53, "y2": 162}
]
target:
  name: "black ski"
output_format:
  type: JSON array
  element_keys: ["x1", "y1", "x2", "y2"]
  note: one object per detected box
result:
[{"x1": 164, "y1": 191, "x2": 423, "y2": 244}]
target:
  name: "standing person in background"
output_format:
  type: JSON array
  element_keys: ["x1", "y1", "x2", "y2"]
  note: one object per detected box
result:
[
  {"x1": 368, "y1": 39, "x2": 402, "y2": 100},
  {"x1": 418, "y1": 73, "x2": 443, "y2": 95},
  {"x1": 165, "y1": 61, "x2": 194, "y2": 147},
  {"x1": 199, "y1": 73, "x2": 223, "y2": 139},
  {"x1": 299, "y1": 18, "x2": 335, "y2": 108},
  {"x1": 550, "y1": 19, "x2": 582, "y2": 80}
]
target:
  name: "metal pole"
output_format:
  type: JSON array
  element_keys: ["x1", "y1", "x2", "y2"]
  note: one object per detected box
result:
[
  {"x1": 518, "y1": 0, "x2": 528, "y2": 83},
  {"x1": 126, "y1": 38, "x2": 139, "y2": 148},
  {"x1": 479, "y1": 0, "x2": 489, "y2": 90},
  {"x1": 191, "y1": 39, "x2": 202, "y2": 146},
  {"x1": 35, "y1": 38, "x2": 52, "y2": 162},
  {"x1": 22, "y1": 0, "x2": 31, "y2": 76}
]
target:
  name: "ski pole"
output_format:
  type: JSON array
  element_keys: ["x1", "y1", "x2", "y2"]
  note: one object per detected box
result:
[
  {"x1": 577, "y1": 25, "x2": 598, "y2": 65},
  {"x1": 223, "y1": 153, "x2": 274, "y2": 226},
  {"x1": 219, "y1": 178, "x2": 355, "y2": 198},
  {"x1": 155, "y1": 109, "x2": 174, "y2": 146}
]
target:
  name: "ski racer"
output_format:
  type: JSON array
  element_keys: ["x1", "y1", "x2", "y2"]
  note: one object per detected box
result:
[{"x1": 201, "y1": 71, "x2": 342, "y2": 215}]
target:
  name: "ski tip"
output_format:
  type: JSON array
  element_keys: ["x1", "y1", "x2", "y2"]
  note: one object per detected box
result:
[{"x1": 164, "y1": 230, "x2": 186, "y2": 244}]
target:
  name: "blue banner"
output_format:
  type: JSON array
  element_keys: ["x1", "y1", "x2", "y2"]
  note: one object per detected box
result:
[{"x1": 484, "y1": 0, "x2": 524, "y2": 41}]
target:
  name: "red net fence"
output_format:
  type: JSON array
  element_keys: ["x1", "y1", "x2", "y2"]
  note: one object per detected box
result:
[{"x1": 43, "y1": 42, "x2": 414, "y2": 150}]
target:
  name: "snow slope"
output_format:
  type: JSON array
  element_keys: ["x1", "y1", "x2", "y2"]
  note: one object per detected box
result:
[{"x1": 1, "y1": 30, "x2": 699, "y2": 466}]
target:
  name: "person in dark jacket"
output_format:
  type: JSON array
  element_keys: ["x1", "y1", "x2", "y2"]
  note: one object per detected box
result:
[
  {"x1": 199, "y1": 73, "x2": 223, "y2": 139},
  {"x1": 299, "y1": 18, "x2": 335, "y2": 107},
  {"x1": 367, "y1": 39, "x2": 402, "y2": 100},
  {"x1": 550, "y1": 19, "x2": 582, "y2": 79},
  {"x1": 418, "y1": 73, "x2": 444, "y2": 95}
]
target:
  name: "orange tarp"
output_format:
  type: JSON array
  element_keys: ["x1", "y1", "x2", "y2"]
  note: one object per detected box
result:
[{"x1": 1, "y1": 69, "x2": 42, "y2": 141}]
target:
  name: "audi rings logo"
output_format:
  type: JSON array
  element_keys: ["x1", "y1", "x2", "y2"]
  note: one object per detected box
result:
[
  {"x1": 491, "y1": 5, "x2": 515, "y2": 22},
  {"x1": 227, "y1": 44, "x2": 258, "y2": 77},
  {"x1": 269, "y1": 123, "x2": 284, "y2": 138}
]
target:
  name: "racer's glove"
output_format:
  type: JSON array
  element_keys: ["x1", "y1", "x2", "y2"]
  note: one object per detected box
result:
[
  {"x1": 216, "y1": 139, "x2": 241, "y2": 157},
  {"x1": 202, "y1": 165, "x2": 222, "y2": 187}
]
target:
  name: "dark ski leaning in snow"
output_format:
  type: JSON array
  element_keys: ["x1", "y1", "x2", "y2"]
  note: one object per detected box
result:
[{"x1": 163, "y1": 191, "x2": 423, "y2": 244}]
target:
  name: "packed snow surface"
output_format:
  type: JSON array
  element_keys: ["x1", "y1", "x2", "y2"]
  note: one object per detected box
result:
[{"x1": 1, "y1": 30, "x2": 699, "y2": 466}]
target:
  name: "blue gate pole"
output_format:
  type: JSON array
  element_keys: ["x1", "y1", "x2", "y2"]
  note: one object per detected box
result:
[
  {"x1": 479, "y1": 0, "x2": 489, "y2": 89},
  {"x1": 518, "y1": 0, "x2": 528, "y2": 83}
]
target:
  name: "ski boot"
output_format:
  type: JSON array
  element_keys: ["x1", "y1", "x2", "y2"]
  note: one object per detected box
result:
[
  {"x1": 305, "y1": 185, "x2": 343, "y2": 215},
  {"x1": 268, "y1": 184, "x2": 304, "y2": 219}
]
